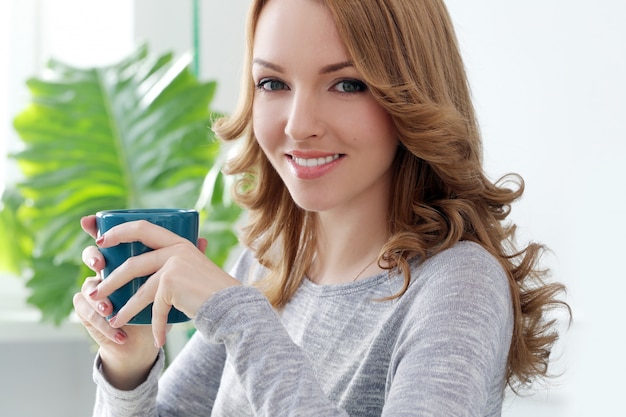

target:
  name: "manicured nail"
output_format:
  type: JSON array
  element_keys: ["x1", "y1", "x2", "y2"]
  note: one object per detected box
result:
[
  {"x1": 114, "y1": 331, "x2": 127, "y2": 344},
  {"x1": 95, "y1": 235, "x2": 105, "y2": 246},
  {"x1": 89, "y1": 257, "x2": 98, "y2": 268},
  {"x1": 108, "y1": 315, "x2": 118, "y2": 327},
  {"x1": 97, "y1": 302, "x2": 108, "y2": 314},
  {"x1": 88, "y1": 288, "x2": 98, "y2": 298}
]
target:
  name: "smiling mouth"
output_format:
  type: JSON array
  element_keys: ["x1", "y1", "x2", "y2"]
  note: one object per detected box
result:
[{"x1": 290, "y1": 154, "x2": 342, "y2": 167}]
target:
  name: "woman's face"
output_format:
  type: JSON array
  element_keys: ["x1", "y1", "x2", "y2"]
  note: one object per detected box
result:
[{"x1": 252, "y1": 0, "x2": 398, "y2": 214}]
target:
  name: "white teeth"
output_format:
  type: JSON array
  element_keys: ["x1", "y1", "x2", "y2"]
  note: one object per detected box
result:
[{"x1": 292, "y1": 154, "x2": 340, "y2": 167}]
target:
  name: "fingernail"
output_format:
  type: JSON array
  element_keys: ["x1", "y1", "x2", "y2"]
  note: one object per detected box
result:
[
  {"x1": 88, "y1": 288, "x2": 98, "y2": 298},
  {"x1": 114, "y1": 331, "x2": 127, "y2": 344},
  {"x1": 108, "y1": 315, "x2": 117, "y2": 327},
  {"x1": 97, "y1": 302, "x2": 108, "y2": 314},
  {"x1": 95, "y1": 235, "x2": 105, "y2": 246},
  {"x1": 89, "y1": 257, "x2": 98, "y2": 268}
]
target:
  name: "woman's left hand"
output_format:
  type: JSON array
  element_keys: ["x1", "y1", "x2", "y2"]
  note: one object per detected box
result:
[{"x1": 91, "y1": 219, "x2": 240, "y2": 347}]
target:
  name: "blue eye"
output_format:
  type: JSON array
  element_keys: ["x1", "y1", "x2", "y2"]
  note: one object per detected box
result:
[
  {"x1": 257, "y1": 78, "x2": 288, "y2": 91},
  {"x1": 334, "y1": 79, "x2": 368, "y2": 93}
]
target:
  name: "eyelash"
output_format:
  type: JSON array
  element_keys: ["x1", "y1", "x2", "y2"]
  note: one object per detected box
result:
[
  {"x1": 334, "y1": 79, "x2": 368, "y2": 93},
  {"x1": 255, "y1": 78, "x2": 368, "y2": 94},
  {"x1": 256, "y1": 78, "x2": 287, "y2": 92}
]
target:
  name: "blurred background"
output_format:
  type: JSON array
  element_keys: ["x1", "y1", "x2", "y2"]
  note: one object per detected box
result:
[{"x1": 1, "y1": 0, "x2": 624, "y2": 416}]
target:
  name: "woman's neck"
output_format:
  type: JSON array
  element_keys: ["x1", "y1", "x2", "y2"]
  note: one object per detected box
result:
[{"x1": 308, "y1": 204, "x2": 390, "y2": 285}]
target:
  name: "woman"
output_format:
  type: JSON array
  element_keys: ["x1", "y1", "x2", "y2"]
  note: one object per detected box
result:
[{"x1": 74, "y1": 0, "x2": 569, "y2": 415}]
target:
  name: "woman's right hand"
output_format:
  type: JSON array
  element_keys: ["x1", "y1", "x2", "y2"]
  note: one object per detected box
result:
[{"x1": 73, "y1": 215, "x2": 160, "y2": 390}]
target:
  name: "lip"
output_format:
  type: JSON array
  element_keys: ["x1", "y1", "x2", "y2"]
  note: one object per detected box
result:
[{"x1": 285, "y1": 150, "x2": 344, "y2": 180}]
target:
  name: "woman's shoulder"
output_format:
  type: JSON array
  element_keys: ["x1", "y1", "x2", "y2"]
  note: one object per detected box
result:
[
  {"x1": 418, "y1": 241, "x2": 505, "y2": 280},
  {"x1": 408, "y1": 240, "x2": 510, "y2": 305},
  {"x1": 397, "y1": 241, "x2": 514, "y2": 346}
]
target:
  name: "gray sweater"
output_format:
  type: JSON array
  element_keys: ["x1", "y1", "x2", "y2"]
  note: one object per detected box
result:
[{"x1": 93, "y1": 241, "x2": 513, "y2": 416}]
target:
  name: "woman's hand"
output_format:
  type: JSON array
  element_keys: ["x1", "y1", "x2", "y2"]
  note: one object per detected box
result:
[
  {"x1": 73, "y1": 215, "x2": 159, "y2": 389},
  {"x1": 73, "y1": 214, "x2": 240, "y2": 389},
  {"x1": 82, "y1": 215, "x2": 240, "y2": 348}
]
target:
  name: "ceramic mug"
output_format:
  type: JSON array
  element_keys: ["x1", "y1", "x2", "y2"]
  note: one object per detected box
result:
[{"x1": 95, "y1": 208, "x2": 199, "y2": 325}]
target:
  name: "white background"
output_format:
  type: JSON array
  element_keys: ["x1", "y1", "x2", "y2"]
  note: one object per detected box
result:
[
  {"x1": 447, "y1": 2, "x2": 626, "y2": 415},
  {"x1": 1, "y1": 1, "x2": 625, "y2": 416}
]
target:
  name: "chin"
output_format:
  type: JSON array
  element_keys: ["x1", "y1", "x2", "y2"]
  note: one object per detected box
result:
[{"x1": 290, "y1": 195, "x2": 335, "y2": 213}]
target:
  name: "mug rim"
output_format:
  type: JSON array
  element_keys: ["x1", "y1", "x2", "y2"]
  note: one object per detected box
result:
[{"x1": 96, "y1": 208, "x2": 198, "y2": 218}]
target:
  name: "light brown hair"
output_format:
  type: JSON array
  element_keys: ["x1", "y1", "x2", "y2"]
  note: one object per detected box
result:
[{"x1": 213, "y1": 0, "x2": 570, "y2": 390}]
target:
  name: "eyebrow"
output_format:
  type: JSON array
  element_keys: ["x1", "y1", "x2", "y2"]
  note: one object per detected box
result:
[
  {"x1": 252, "y1": 58, "x2": 354, "y2": 75},
  {"x1": 252, "y1": 58, "x2": 284, "y2": 73},
  {"x1": 320, "y1": 60, "x2": 354, "y2": 74}
]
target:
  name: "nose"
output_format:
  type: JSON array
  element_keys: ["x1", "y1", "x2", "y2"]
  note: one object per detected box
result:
[{"x1": 284, "y1": 90, "x2": 323, "y2": 141}]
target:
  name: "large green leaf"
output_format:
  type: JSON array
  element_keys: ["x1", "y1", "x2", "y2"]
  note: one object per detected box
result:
[
  {"x1": 0, "y1": 45, "x2": 241, "y2": 324},
  {"x1": 0, "y1": 189, "x2": 33, "y2": 274}
]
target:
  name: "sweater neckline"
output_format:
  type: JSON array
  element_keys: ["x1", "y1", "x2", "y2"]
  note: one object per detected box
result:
[
  {"x1": 302, "y1": 269, "x2": 390, "y2": 292},
  {"x1": 299, "y1": 256, "x2": 420, "y2": 296}
]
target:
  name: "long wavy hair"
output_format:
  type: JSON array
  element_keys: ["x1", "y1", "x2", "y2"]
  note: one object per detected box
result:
[{"x1": 213, "y1": 0, "x2": 569, "y2": 391}]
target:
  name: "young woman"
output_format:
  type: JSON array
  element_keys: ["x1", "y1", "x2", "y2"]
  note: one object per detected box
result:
[{"x1": 74, "y1": 0, "x2": 569, "y2": 415}]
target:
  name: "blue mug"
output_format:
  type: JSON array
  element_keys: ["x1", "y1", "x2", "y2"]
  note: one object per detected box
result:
[{"x1": 95, "y1": 208, "x2": 199, "y2": 325}]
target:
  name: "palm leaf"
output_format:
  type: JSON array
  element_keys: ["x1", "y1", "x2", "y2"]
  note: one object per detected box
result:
[{"x1": 0, "y1": 45, "x2": 241, "y2": 324}]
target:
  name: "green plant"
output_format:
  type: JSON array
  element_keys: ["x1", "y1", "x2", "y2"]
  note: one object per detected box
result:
[{"x1": 0, "y1": 45, "x2": 241, "y2": 324}]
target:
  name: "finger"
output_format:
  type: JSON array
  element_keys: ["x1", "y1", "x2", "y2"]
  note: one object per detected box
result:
[
  {"x1": 82, "y1": 276, "x2": 113, "y2": 317},
  {"x1": 110, "y1": 272, "x2": 160, "y2": 328},
  {"x1": 82, "y1": 246, "x2": 105, "y2": 272},
  {"x1": 94, "y1": 248, "x2": 165, "y2": 299},
  {"x1": 97, "y1": 220, "x2": 192, "y2": 250},
  {"x1": 81, "y1": 215, "x2": 98, "y2": 239},
  {"x1": 73, "y1": 291, "x2": 127, "y2": 345},
  {"x1": 197, "y1": 237, "x2": 208, "y2": 254},
  {"x1": 151, "y1": 289, "x2": 171, "y2": 348},
  {"x1": 81, "y1": 276, "x2": 102, "y2": 292}
]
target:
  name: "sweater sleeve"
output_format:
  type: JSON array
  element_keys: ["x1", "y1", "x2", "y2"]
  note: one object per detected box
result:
[
  {"x1": 91, "y1": 331, "x2": 227, "y2": 417},
  {"x1": 382, "y1": 245, "x2": 513, "y2": 416},
  {"x1": 195, "y1": 285, "x2": 351, "y2": 417},
  {"x1": 92, "y1": 349, "x2": 163, "y2": 416},
  {"x1": 156, "y1": 331, "x2": 227, "y2": 415}
]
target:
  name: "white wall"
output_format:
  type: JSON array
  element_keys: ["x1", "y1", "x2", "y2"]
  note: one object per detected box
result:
[
  {"x1": 445, "y1": 1, "x2": 626, "y2": 416},
  {"x1": 2, "y1": 1, "x2": 624, "y2": 416}
]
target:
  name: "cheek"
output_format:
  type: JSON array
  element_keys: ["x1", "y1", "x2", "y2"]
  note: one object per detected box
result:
[
  {"x1": 359, "y1": 107, "x2": 397, "y2": 150},
  {"x1": 252, "y1": 108, "x2": 283, "y2": 164},
  {"x1": 252, "y1": 106, "x2": 274, "y2": 147}
]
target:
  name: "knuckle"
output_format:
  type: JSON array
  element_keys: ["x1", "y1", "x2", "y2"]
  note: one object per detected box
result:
[
  {"x1": 160, "y1": 266, "x2": 178, "y2": 287},
  {"x1": 134, "y1": 281, "x2": 150, "y2": 300},
  {"x1": 82, "y1": 246, "x2": 102, "y2": 262},
  {"x1": 160, "y1": 274, "x2": 173, "y2": 288},
  {"x1": 81, "y1": 276, "x2": 98, "y2": 291},
  {"x1": 173, "y1": 240, "x2": 189, "y2": 248},
  {"x1": 85, "y1": 306, "x2": 100, "y2": 323},
  {"x1": 134, "y1": 219, "x2": 151, "y2": 230},
  {"x1": 167, "y1": 253, "x2": 182, "y2": 267},
  {"x1": 168, "y1": 250, "x2": 187, "y2": 267},
  {"x1": 72, "y1": 292, "x2": 83, "y2": 307},
  {"x1": 124, "y1": 256, "x2": 140, "y2": 271}
]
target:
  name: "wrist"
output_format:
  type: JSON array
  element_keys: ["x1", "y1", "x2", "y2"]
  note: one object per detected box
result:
[{"x1": 98, "y1": 347, "x2": 160, "y2": 390}]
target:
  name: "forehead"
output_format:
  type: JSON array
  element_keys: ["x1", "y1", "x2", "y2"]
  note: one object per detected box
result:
[{"x1": 253, "y1": 0, "x2": 349, "y2": 64}]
